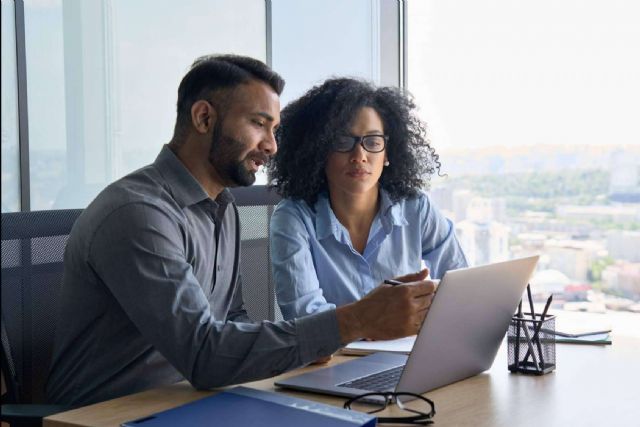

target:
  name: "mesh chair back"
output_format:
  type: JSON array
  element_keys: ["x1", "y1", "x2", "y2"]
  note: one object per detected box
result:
[
  {"x1": 231, "y1": 186, "x2": 283, "y2": 321},
  {"x1": 1, "y1": 209, "x2": 83, "y2": 404}
]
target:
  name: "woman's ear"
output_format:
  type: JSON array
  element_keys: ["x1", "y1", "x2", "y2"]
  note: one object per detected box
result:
[{"x1": 191, "y1": 100, "x2": 217, "y2": 134}]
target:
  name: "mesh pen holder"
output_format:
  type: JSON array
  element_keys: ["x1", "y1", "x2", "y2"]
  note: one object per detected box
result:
[{"x1": 508, "y1": 314, "x2": 556, "y2": 375}]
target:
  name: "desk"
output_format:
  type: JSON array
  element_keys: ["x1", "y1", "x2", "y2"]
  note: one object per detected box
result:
[{"x1": 45, "y1": 336, "x2": 640, "y2": 427}]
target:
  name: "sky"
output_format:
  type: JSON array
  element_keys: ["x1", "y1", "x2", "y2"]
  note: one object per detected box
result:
[{"x1": 407, "y1": 0, "x2": 640, "y2": 150}]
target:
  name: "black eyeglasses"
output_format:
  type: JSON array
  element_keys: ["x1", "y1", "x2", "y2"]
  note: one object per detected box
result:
[
  {"x1": 344, "y1": 392, "x2": 435, "y2": 425},
  {"x1": 331, "y1": 134, "x2": 389, "y2": 153}
]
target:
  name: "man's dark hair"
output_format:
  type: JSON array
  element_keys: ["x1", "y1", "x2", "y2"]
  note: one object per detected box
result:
[
  {"x1": 173, "y1": 54, "x2": 284, "y2": 138},
  {"x1": 268, "y1": 77, "x2": 441, "y2": 205}
]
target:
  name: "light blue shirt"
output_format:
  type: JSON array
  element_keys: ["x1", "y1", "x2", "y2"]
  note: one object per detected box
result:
[{"x1": 270, "y1": 189, "x2": 468, "y2": 320}]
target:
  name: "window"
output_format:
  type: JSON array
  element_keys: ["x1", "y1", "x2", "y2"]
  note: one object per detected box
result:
[
  {"x1": 408, "y1": 1, "x2": 640, "y2": 319},
  {"x1": 1, "y1": 0, "x2": 20, "y2": 212},
  {"x1": 4, "y1": 0, "x2": 404, "y2": 204},
  {"x1": 23, "y1": 0, "x2": 266, "y2": 210},
  {"x1": 271, "y1": 0, "x2": 403, "y2": 104}
]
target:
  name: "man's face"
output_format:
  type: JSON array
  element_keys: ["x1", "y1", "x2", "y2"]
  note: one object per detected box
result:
[{"x1": 208, "y1": 80, "x2": 280, "y2": 187}]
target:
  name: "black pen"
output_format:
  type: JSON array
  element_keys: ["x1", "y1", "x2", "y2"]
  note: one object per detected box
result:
[
  {"x1": 515, "y1": 299, "x2": 523, "y2": 370},
  {"x1": 517, "y1": 300, "x2": 523, "y2": 318},
  {"x1": 384, "y1": 278, "x2": 440, "y2": 287},
  {"x1": 522, "y1": 294, "x2": 554, "y2": 370},
  {"x1": 526, "y1": 283, "x2": 536, "y2": 319}
]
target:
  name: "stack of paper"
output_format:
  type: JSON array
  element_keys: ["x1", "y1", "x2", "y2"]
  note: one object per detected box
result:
[
  {"x1": 341, "y1": 336, "x2": 416, "y2": 356},
  {"x1": 553, "y1": 330, "x2": 612, "y2": 345}
]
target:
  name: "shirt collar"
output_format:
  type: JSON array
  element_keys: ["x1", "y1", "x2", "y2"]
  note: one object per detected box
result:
[
  {"x1": 314, "y1": 188, "x2": 408, "y2": 240},
  {"x1": 153, "y1": 145, "x2": 235, "y2": 208}
]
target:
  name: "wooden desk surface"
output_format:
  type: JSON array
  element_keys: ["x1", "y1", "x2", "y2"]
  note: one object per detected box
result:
[{"x1": 45, "y1": 336, "x2": 640, "y2": 427}]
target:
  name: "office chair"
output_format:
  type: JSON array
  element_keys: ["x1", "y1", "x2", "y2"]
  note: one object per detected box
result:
[
  {"x1": 0, "y1": 188, "x2": 279, "y2": 426},
  {"x1": 231, "y1": 185, "x2": 284, "y2": 321},
  {"x1": 1, "y1": 210, "x2": 82, "y2": 427}
]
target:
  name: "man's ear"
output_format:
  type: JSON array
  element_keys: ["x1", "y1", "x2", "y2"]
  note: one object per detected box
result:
[{"x1": 191, "y1": 100, "x2": 217, "y2": 134}]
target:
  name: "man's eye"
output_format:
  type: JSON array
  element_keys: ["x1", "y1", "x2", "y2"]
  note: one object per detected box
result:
[{"x1": 253, "y1": 120, "x2": 265, "y2": 127}]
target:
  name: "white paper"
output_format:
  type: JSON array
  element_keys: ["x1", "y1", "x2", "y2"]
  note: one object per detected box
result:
[{"x1": 341, "y1": 335, "x2": 416, "y2": 355}]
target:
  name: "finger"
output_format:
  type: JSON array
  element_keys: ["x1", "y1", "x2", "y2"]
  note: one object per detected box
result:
[
  {"x1": 404, "y1": 280, "x2": 437, "y2": 296},
  {"x1": 393, "y1": 268, "x2": 429, "y2": 283},
  {"x1": 413, "y1": 293, "x2": 435, "y2": 311},
  {"x1": 311, "y1": 355, "x2": 333, "y2": 364}
]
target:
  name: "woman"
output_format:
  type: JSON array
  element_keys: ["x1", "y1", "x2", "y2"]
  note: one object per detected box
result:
[{"x1": 268, "y1": 78, "x2": 467, "y2": 320}]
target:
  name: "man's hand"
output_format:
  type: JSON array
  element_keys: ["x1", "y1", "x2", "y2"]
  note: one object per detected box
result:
[
  {"x1": 310, "y1": 355, "x2": 333, "y2": 365},
  {"x1": 392, "y1": 268, "x2": 431, "y2": 285},
  {"x1": 335, "y1": 268, "x2": 438, "y2": 344}
]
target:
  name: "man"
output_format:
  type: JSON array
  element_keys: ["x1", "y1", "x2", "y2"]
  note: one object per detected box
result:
[{"x1": 46, "y1": 54, "x2": 437, "y2": 406}]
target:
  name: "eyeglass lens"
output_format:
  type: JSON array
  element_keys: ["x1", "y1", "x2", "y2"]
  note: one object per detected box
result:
[
  {"x1": 333, "y1": 135, "x2": 386, "y2": 152},
  {"x1": 347, "y1": 394, "x2": 389, "y2": 414},
  {"x1": 346, "y1": 392, "x2": 435, "y2": 422}
]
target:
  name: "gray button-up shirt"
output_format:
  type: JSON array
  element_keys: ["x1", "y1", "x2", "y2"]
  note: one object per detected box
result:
[{"x1": 46, "y1": 146, "x2": 341, "y2": 406}]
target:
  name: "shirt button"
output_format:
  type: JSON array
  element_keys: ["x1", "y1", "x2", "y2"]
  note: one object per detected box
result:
[{"x1": 217, "y1": 265, "x2": 221, "y2": 271}]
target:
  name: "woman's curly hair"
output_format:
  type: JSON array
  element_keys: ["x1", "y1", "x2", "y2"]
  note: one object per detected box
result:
[{"x1": 268, "y1": 78, "x2": 440, "y2": 205}]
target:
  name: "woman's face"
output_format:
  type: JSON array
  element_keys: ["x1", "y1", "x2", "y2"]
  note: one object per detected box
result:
[{"x1": 325, "y1": 107, "x2": 387, "y2": 199}]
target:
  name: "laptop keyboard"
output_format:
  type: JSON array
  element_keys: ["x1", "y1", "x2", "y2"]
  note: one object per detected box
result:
[{"x1": 337, "y1": 365, "x2": 404, "y2": 391}]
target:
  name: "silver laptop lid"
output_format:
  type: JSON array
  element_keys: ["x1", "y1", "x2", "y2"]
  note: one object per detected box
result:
[{"x1": 396, "y1": 255, "x2": 539, "y2": 394}]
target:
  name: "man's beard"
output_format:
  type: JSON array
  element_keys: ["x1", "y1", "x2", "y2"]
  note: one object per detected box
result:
[{"x1": 208, "y1": 123, "x2": 256, "y2": 187}]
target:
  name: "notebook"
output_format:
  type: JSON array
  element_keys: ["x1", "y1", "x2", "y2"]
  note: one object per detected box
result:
[
  {"x1": 121, "y1": 386, "x2": 375, "y2": 427},
  {"x1": 276, "y1": 255, "x2": 539, "y2": 399}
]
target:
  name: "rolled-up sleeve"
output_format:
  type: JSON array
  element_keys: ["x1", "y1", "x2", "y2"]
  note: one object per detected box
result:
[
  {"x1": 419, "y1": 194, "x2": 468, "y2": 278},
  {"x1": 88, "y1": 202, "x2": 342, "y2": 389},
  {"x1": 270, "y1": 203, "x2": 336, "y2": 320}
]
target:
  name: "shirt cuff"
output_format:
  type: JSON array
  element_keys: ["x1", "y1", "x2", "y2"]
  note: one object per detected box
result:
[{"x1": 295, "y1": 309, "x2": 343, "y2": 364}]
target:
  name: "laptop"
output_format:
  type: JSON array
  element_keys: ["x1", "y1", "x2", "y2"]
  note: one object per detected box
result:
[{"x1": 275, "y1": 255, "x2": 539, "y2": 398}]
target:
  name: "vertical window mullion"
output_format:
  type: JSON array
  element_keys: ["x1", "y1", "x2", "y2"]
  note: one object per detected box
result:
[
  {"x1": 265, "y1": 0, "x2": 272, "y2": 67},
  {"x1": 14, "y1": 0, "x2": 30, "y2": 212},
  {"x1": 399, "y1": 0, "x2": 407, "y2": 89}
]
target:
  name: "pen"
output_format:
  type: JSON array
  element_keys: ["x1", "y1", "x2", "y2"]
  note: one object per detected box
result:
[
  {"x1": 517, "y1": 300, "x2": 523, "y2": 319},
  {"x1": 526, "y1": 284, "x2": 536, "y2": 320},
  {"x1": 520, "y1": 318, "x2": 541, "y2": 371},
  {"x1": 384, "y1": 279, "x2": 441, "y2": 286},
  {"x1": 515, "y1": 300, "x2": 523, "y2": 370},
  {"x1": 522, "y1": 294, "x2": 553, "y2": 371}
]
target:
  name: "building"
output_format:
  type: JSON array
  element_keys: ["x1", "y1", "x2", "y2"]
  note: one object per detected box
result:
[
  {"x1": 456, "y1": 220, "x2": 510, "y2": 266},
  {"x1": 530, "y1": 269, "x2": 572, "y2": 296},
  {"x1": 607, "y1": 230, "x2": 640, "y2": 262},
  {"x1": 609, "y1": 149, "x2": 640, "y2": 203},
  {"x1": 452, "y1": 189, "x2": 474, "y2": 222},
  {"x1": 602, "y1": 262, "x2": 640, "y2": 300},
  {"x1": 556, "y1": 205, "x2": 640, "y2": 225},
  {"x1": 428, "y1": 185, "x2": 454, "y2": 212},
  {"x1": 544, "y1": 239, "x2": 604, "y2": 281}
]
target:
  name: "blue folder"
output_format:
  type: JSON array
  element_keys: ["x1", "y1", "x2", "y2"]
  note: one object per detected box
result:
[{"x1": 121, "y1": 386, "x2": 376, "y2": 427}]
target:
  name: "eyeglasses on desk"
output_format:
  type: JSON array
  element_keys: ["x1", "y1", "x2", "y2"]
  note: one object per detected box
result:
[{"x1": 343, "y1": 392, "x2": 436, "y2": 425}]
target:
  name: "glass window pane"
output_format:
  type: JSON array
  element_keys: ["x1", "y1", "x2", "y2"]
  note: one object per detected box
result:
[
  {"x1": 267, "y1": 1, "x2": 398, "y2": 184},
  {"x1": 272, "y1": 0, "x2": 381, "y2": 105},
  {"x1": 408, "y1": 1, "x2": 640, "y2": 321},
  {"x1": 24, "y1": 0, "x2": 266, "y2": 210},
  {"x1": 1, "y1": 0, "x2": 21, "y2": 213}
]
